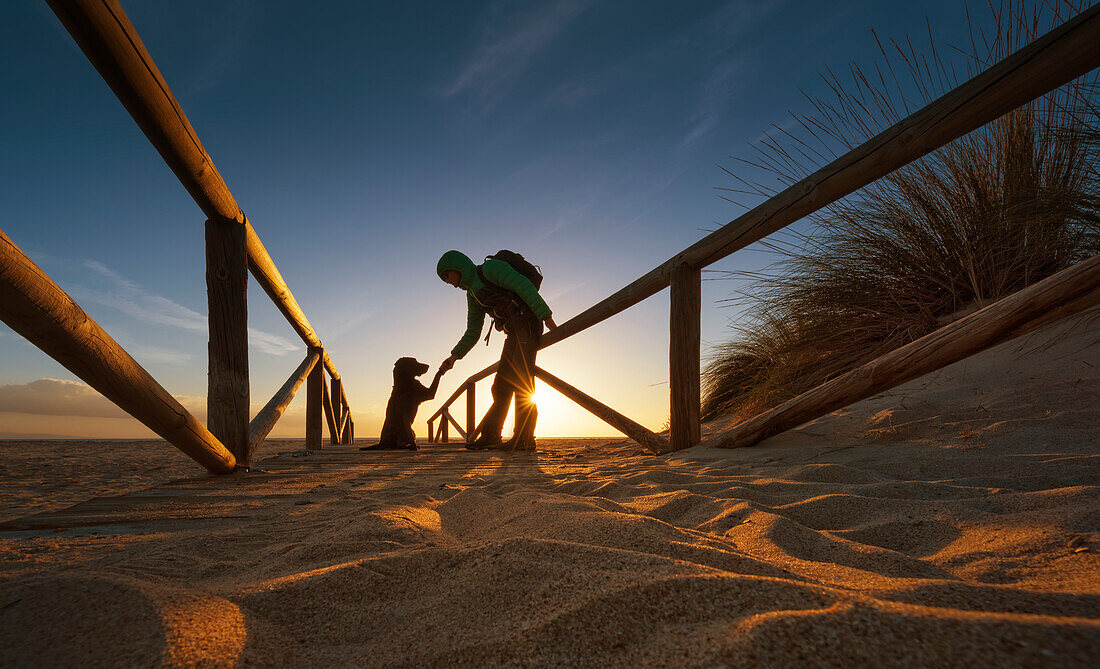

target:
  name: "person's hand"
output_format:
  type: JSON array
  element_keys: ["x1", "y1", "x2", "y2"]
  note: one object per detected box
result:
[
  {"x1": 440, "y1": 355, "x2": 457, "y2": 373},
  {"x1": 544, "y1": 317, "x2": 557, "y2": 331}
]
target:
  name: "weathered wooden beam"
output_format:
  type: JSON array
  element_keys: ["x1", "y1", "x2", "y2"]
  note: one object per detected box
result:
[
  {"x1": 669, "y1": 263, "x2": 701, "y2": 450},
  {"x1": 348, "y1": 418, "x2": 354, "y2": 445},
  {"x1": 205, "y1": 217, "x2": 249, "y2": 461},
  {"x1": 427, "y1": 418, "x2": 435, "y2": 443},
  {"x1": 305, "y1": 349, "x2": 323, "y2": 450},
  {"x1": 46, "y1": 0, "x2": 341, "y2": 381},
  {"x1": 465, "y1": 381, "x2": 476, "y2": 444},
  {"x1": 439, "y1": 414, "x2": 450, "y2": 443},
  {"x1": 533, "y1": 367, "x2": 670, "y2": 454},
  {"x1": 707, "y1": 253, "x2": 1100, "y2": 449},
  {"x1": 330, "y1": 377, "x2": 344, "y2": 439},
  {"x1": 321, "y1": 376, "x2": 339, "y2": 444},
  {"x1": 247, "y1": 349, "x2": 320, "y2": 462},
  {"x1": 339, "y1": 411, "x2": 351, "y2": 444},
  {"x1": 446, "y1": 412, "x2": 466, "y2": 440},
  {"x1": 0, "y1": 228, "x2": 235, "y2": 473}
]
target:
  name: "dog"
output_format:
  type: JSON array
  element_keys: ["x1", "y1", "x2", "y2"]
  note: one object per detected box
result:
[{"x1": 361, "y1": 357, "x2": 444, "y2": 450}]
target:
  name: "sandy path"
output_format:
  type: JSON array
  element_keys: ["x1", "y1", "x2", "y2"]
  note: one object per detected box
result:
[{"x1": 0, "y1": 312, "x2": 1097, "y2": 666}]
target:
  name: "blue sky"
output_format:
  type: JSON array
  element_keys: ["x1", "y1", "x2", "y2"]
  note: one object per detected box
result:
[{"x1": 0, "y1": 0, "x2": 1021, "y2": 438}]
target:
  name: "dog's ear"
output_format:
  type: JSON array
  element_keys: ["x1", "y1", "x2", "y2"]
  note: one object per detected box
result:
[{"x1": 394, "y1": 357, "x2": 418, "y2": 379}]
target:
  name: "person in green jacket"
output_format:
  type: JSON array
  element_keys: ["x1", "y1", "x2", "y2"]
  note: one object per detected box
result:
[{"x1": 437, "y1": 250, "x2": 557, "y2": 450}]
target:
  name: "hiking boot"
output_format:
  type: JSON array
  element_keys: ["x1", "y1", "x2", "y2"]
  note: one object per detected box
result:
[
  {"x1": 466, "y1": 434, "x2": 503, "y2": 451},
  {"x1": 502, "y1": 436, "x2": 537, "y2": 452}
]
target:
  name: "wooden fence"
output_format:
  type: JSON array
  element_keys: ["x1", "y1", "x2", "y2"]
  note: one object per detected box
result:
[
  {"x1": 0, "y1": 0, "x2": 354, "y2": 473},
  {"x1": 428, "y1": 4, "x2": 1100, "y2": 453}
]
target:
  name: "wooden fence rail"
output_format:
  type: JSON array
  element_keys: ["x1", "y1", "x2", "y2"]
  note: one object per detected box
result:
[
  {"x1": 706, "y1": 253, "x2": 1100, "y2": 449},
  {"x1": 0, "y1": 230, "x2": 236, "y2": 473},
  {"x1": 428, "y1": 4, "x2": 1100, "y2": 452},
  {"x1": 248, "y1": 350, "x2": 321, "y2": 461},
  {"x1": 13, "y1": 0, "x2": 358, "y2": 469}
]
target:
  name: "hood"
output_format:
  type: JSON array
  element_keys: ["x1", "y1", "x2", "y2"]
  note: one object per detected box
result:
[{"x1": 436, "y1": 250, "x2": 482, "y2": 290}]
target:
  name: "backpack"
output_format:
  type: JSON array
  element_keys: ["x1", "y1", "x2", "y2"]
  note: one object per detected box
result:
[
  {"x1": 485, "y1": 250, "x2": 543, "y2": 290},
  {"x1": 473, "y1": 250, "x2": 543, "y2": 337}
]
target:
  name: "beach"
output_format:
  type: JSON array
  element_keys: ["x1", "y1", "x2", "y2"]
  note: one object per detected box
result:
[{"x1": 1, "y1": 311, "x2": 1098, "y2": 667}]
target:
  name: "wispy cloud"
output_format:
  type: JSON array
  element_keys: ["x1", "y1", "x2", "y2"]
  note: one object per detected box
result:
[
  {"x1": 439, "y1": 0, "x2": 592, "y2": 111},
  {"x1": 679, "y1": 58, "x2": 743, "y2": 151},
  {"x1": 77, "y1": 260, "x2": 297, "y2": 356},
  {"x1": 675, "y1": 0, "x2": 783, "y2": 152}
]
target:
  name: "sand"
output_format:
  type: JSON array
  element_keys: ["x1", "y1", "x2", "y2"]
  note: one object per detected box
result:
[{"x1": 1, "y1": 310, "x2": 1098, "y2": 667}]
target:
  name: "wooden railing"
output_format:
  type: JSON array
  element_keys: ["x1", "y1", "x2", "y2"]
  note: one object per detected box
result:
[
  {"x1": 0, "y1": 0, "x2": 354, "y2": 472},
  {"x1": 429, "y1": 4, "x2": 1100, "y2": 453}
]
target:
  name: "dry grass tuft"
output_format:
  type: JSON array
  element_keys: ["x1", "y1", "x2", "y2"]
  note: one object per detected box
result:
[{"x1": 703, "y1": 1, "x2": 1100, "y2": 422}]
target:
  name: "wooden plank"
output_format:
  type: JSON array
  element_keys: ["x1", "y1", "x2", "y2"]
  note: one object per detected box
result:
[
  {"x1": 465, "y1": 381, "x2": 476, "y2": 444},
  {"x1": 330, "y1": 378, "x2": 344, "y2": 440},
  {"x1": 205, "y1": 217, "x2": 249, "y2": 461},
  {"x1": 534, "y1": 367, "x2": 670, "y2": 454},
  {"x1": 707, "y1": 253, "x2": 1100, "y2": 449},
  {"x1": 247, "y1": 350, "x2": 319, "y2": 462},
  {"x1": 0, "y1": 228, "x2": 235, "y2": 473},
  {"x1": 669, "y1": 262, "x2": 701, "y2": 450},
  {"x1": 340, "y1": 411, "x2": 351, "y2": 444},
  {"x1": 446, "y1": 412, "x2": 466, "y2": 440},
  {"x1": 321, "y1": 376, "x2": 339, "y2": 444},
  {"x1": 45, "y1": 0, "x2": 341, "y2": 380},
  {"x1": 305, "y1": 350, "x2": 323, "y2": 450}
]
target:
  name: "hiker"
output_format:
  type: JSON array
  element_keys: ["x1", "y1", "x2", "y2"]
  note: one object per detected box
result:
[{"x1": 436, "y1": 250, "x2": 556, "y2": 450}]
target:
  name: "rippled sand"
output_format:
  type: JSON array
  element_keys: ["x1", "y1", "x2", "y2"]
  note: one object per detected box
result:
[{"x1": 1, "y1": 312, "x2": 1097, "y2": 666}]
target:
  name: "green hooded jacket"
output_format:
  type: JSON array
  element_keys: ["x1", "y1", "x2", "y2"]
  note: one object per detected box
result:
[{"x1": 436, "y1": 250, "x2": 552, "y2": 359}]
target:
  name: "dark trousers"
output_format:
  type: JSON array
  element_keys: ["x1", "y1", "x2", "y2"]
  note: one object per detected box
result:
[{"x1": 479, "y1": 311, "x2": 542, "y2": 443}]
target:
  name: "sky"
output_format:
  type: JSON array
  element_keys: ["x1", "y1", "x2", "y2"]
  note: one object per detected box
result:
[{"x1": 0, "y1": 0, "x2": 1038, "y2": 439}]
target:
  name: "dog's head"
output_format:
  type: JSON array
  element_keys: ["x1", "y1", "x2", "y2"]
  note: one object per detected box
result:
[{"x1": 393, "y1": 357, "x2": 429, "y2": 382}]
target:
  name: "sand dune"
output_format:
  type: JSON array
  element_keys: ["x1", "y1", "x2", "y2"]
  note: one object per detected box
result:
[{"x1": 1, "y1": 311, "x2": 1097, "y2": 666}]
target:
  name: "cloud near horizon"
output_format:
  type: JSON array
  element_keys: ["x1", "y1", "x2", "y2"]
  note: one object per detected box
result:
[{"x1": 0, "y1": 378, "x2": 205, "y2": 419}]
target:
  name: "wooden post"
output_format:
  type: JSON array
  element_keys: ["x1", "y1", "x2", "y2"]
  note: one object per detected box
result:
[
  {"x1": 669, "y1": 262, "x2": 701, "y2": 450},
  {"x1": 708, "y1": 253, "x2": 1100, "y2": 449},
  {"x1": 534, "y1": 367, "x2": 670, "y2": 454},
  {"x1": 205, "y1": 217, "x2": 249, "y2": 462},
  {"x1": 330, "y1": 378, "x2": 343, "y2": 441},
  {"x1": 439, "y1": 414, "x2": 450, "y2": 443},
  {"x1": 321, "y1": 378, "x2": 339, "y2": 444},
  {"x1": 465, "y1": 381, "x2": 476, "y2": 444},
  {"x1": 305, "y1": 347, "x2": 323, "y2": 450},
  {"x1": 347, "y1": 416, "x2": 354, "y2": 445},
  {"x1": 427, "y1": 418, "x2": 435, "y2": 443},
  {"x1": 247, "y1": 349, "x2": 319, "y2": 462},
  {"x1": 0, "y1": 228, "x2": 235, "y2": 473}
]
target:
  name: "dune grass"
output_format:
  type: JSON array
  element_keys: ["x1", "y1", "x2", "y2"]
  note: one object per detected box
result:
[{"x1": 702, "y1": 1, "x2": 1100, "y2": 422}]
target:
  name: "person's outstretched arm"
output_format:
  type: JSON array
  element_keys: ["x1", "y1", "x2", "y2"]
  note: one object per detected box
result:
[{"x1": 442, "y1": 295, "x2": 486, "y2": 372}]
